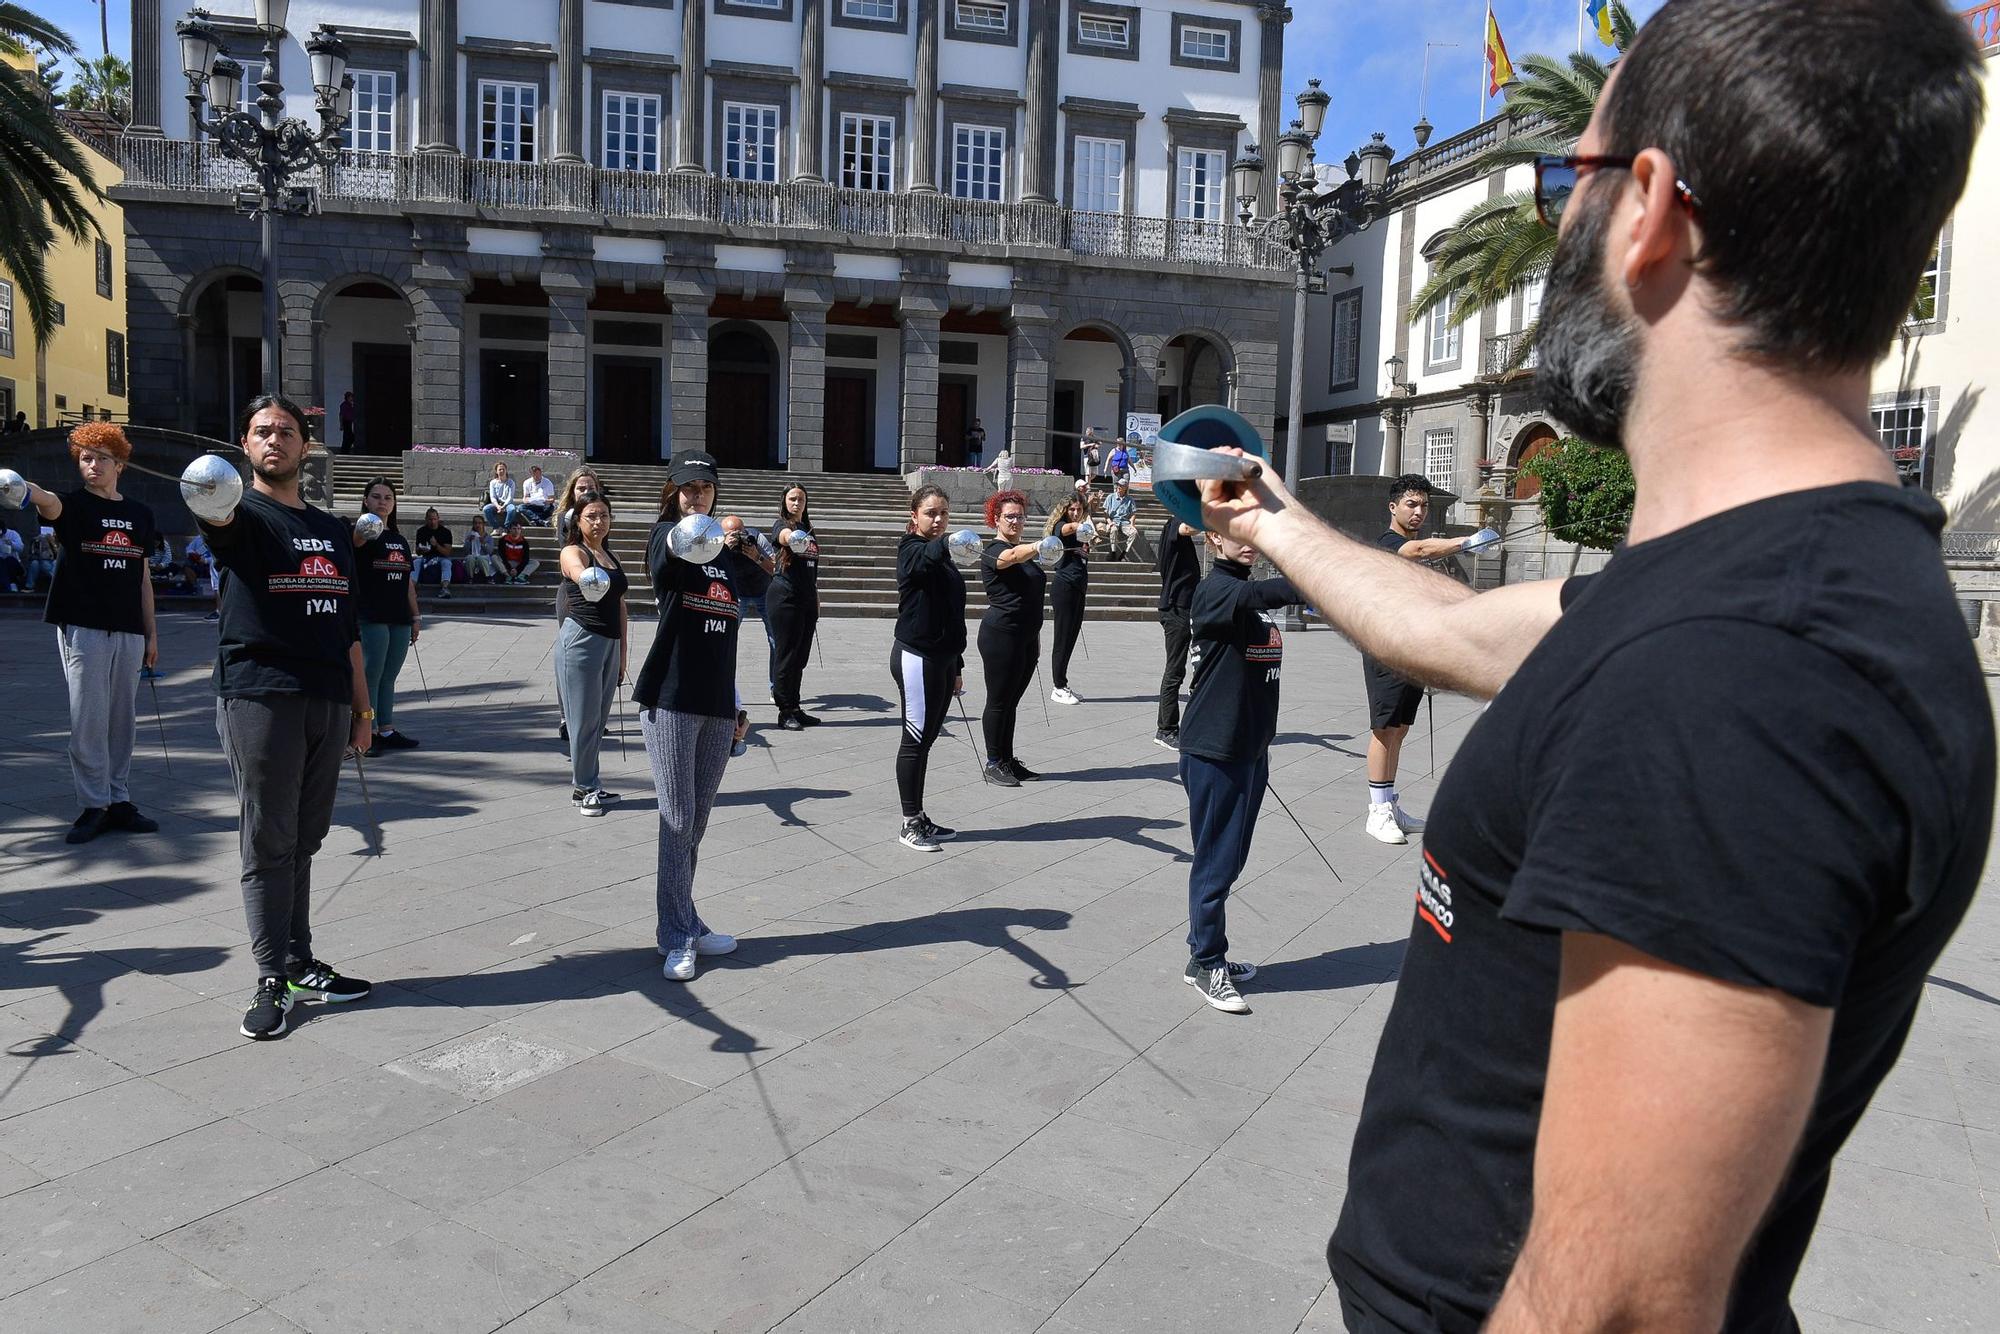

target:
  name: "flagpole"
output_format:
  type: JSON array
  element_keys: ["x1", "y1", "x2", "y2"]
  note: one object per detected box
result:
[
  {"x1": 1480, "y1": 0, "x2": 1491, "y2": 121},
  {"x1": 1577, "y1": 0, "x2": 1585, "y2": 55}
]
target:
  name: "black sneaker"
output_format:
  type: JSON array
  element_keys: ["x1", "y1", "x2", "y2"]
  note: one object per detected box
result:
[
  {"x1": 983, "y1": 760, "x2": 1021, "y2": 788},
  {"x1": 65, "y1": 808, "x2": 108, "y2": 844},
  {"x1": 917, "y1": 813, "x2": 957, "y2": 842},
  {"x1": 376, "y1": 730, "x2": 420, "y2": 750},
  {"x1": 898, "y1": 817, "x2": 941, "y2": 853},
  {"x1": 241, "y1": 976, "x2": 294, "y2": 1038},
  {"x1": 203, "y1": 610, "x2": 220, "y2": 622},
  {"x1": 795, "y1": 710, "x2": 823, "y2": 727},
  {"x1": 779, "y1": 712, "x2": 806, "y2": 732},
  {"x1": 287, "y1": 960, "x2": 372, "y2": 1004},
  {"x1": 571, "y1": 787, "x2": 590, "y2": 806},
  {"x1": 1006, "y1": 758, "x2": 1041, "y2": 782},
  {"x1": 558, "y1": 721, "x2": 569, "y2": 742},
  {"x1": 104, "y1": 801, "x2": 159, "y2": 834},
  {"x1": 1184, "y1": 961, "x2": 1251, "y2": 1014},
  {"x1": 1154, "y1": 729, "x2": 1180, "y2": 750}
]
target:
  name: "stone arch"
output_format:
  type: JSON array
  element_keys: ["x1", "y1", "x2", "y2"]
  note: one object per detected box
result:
[
  {"x1": 317, "y1": 275, "x2": 418, "y2": 454},
  {"x1": 707, "y1": 319, "x2": 781, "y2": 469},
  {"x1": 180, "y1": 267, "x2": 268, "y2": 439},
  {"x1": 1158, "y1": 328, "x2": 1238, "y2": 419},
  {"x1": 1507, "y1": 418, "x2": 1562, "y2": 498},
  {"x1": 1052, "y1": 318, "x2": 1136, "y2": 472}
]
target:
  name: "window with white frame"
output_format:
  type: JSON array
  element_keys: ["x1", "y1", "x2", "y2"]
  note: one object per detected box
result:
[
  {"x1": 733, "y1": 0, "x2": 784, "y2": 6},
  {"x1": 1329, "y1": 290, "x2": 1362, "y2": 392},
  {"x1": 478, "y1": 80, "x2": 538, "y2": 162},
  {"x1": 952, "y1": 124, "x2": 1005, "y2": 201},
  {"x1": 955, "y1": 0, "x2": 1008, "y2": 30},
  {"x1": 1077, "y1": 13, "x2": 1130, "y2": 47},
  {"x1": 1909, "y1": 234, "x2": 1944, "y2": 324},
  {"x1": 1424, "y1": 428, "x2": 1456, "y2": 489},
  {"x1": 343, "y1": 69, "x2": 395, "y2": 153},
  {"x1": 1178, "y1": 24, "x2": 1231, "y2": 62},
  {"x1": 1427, "y1": 288, "x2": 1461, "y2": 365},
  {"x1": 843, "y1": 0, "x2": 898, "y2": 19},
  {"x1": 1331, "y1": 431, "x2": 1355, "y2": 476},
  {"x1": 1072, "y1": 136, "x2": 1125, "y2": 213},
  {"x1": 840, "y1": 112, "x2": 896, "y2": 191},
  {"x1": 0, "y1": 278, "x2": 13, "y2": 358},
  {"x1": 601, "y1": 91, "x2": 661, "y2": 172},
  {"x1": 1176, "y1": 147, "x2": 1227, "y2": 222},
  {"x1": 1871, "y1": 393, "x2": 1932, "y2": 485},
  {"x1": 723, "y1": 102, "x2": 780, "y2": 182}
]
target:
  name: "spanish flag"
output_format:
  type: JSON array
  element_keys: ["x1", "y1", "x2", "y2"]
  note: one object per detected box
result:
[
  {"x1": 1485, "y1": 7, "x2": 1516, "y2": 97},
  {"x1": 1586, "y1": 0, "x2": 1615, "y2": 47}
]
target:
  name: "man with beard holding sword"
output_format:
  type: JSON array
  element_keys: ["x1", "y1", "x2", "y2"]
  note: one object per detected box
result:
[
  {"x1": 196, "y1": 395, "x2": 375, "y2": 1041},
  {"x1": 1196, "y1": 1, "x2": 1992, "y2": 1328}
]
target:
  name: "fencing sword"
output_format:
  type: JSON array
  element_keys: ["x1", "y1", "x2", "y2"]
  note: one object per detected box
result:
[
  {"x1": 615, "y1": 680, "x2": 628, "y2": 763},
  {"x1": 1265, "y1": 776, "x2": 1342, "y2": 883},
  {"x1": 952, "y1": 680, "x2": 989, "y2": 773},
  {"x1": 347, "y1": 747, "x2": 384, "y2": 854},
  {"x1": 1034, "y1": 656, "x2": 1052, "y2": 727},
  {"x1": 1426, "y1": 691, "x2": 1437, "y2": 776},
  {"x1": 410, "y1": 638, "x2": 433, "y2": 703},
  {"x1": 145, "y1": 676, "x2": 172, "y2": 777}
]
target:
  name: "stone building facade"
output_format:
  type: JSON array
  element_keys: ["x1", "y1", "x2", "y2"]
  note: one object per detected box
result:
[{"x1": 116, "y1": 0, "x2": 1299, "y2": 471}]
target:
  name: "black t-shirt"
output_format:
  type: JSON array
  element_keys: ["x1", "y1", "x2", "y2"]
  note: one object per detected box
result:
[
  {"x1": 771, "y1": 521, "x2": 819, "y2": 603},
  {"x1": 632, "y1": 520, "x2": 739, "y2": 718},
  {"x1": 199, "y1": 490, "x2": 359, "y2": 702},
  {"x1": 44, "y1": 489, "x2": 154, "y2": 635},
  {"x1": 1156, "y1": 518, "x2": 1199, "y2": 614},
  {"x1": 413, "y1": 522, "x2": 452, "y2": 557},
  {"x1": 1360, "y1": 529, "x2": 1415, "y2": 683},
  {"x1": 1051, "y1": 529, "x2": 1088, "y2": 588},
  {"x1": 1331, "y1": 484, "x2": 1995, "y2": 1332},
  {"x1": 1178, "y1": 560, "x2": 1297, "y2": 764},
  {"x1": 719, "y1": 537, "x2": 771, "y2": 599},
  {"x1": 355, "y1": 531, "x2": 414, "y2": 626},
  {"x1": 894, "y1": 532, "x2": 967, "y2": 665},
  {"x1": 980, "y1": 538, "x2": 1046, "y2": 634},
  {"x1": 562, "y1": 544, "x2": 626, "y2": 640}
]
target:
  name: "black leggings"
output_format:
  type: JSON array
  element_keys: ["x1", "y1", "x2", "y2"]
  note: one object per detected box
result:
[
  {"x1": 978, "y1": 618, "x2": 1039, "y2": 763},
  {"x1": 891, "y1": 643, "x2": 953, "y2": 819},
  {"x1": 768, "y1": 583, "x2": 817, "y2": 713},
  {"x1": 1049, "y1": 576, "x2": 1086, "y2": 688}
]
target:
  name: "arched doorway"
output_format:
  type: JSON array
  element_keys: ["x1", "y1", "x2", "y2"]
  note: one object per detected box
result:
[
  {"x1": 707, "y1": 323, "x2": 779, "y2": 468},
  {"x1": 186, "y1": 272, "x2": 263, "y2": 441},
  {"x1": 1158, "y1": 332, "x2": 1232, "y2": 420},
  {"x1": 1508, "y1": 421, "x2": 1561, "y2": 498},
  {"x1": 1051, "y1": 323, "x2": 1134, "y2": 474},
  {"x1": 319, "y1": 278, "x2": 413, "y2": 454}
]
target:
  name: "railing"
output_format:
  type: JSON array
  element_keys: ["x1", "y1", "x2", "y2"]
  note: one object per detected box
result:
[
  {"x1": 115, "y1": 138, "x2": 1293, "y2": 273},
  {"x1": 1967, "y1": 1, "x2": 2000, "y2": 51},
  {"x1": 1944, "y1": 530, "x2": 2000, "y2": 563},
  {"x1": 1483, "y1": 330, "x2": 1537, "y2": 376}
]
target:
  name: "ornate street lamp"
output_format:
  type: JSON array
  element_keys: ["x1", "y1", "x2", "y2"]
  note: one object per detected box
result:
[{"x1": 176, "y1": 7, "x2": 353, "y2": 397}]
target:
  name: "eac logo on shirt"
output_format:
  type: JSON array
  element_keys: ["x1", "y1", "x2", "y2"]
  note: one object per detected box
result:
[
  {"x1": 99, "y1": 529, "x2": 135, "y2": 548},
  {"x1": 299, "y1": 555, "x2": 341, "y2": 579}
]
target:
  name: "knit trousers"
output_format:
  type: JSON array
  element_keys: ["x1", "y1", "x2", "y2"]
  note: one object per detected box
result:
[{"x1": 640, "y1": 707, "x2": 733, "y2": 951}]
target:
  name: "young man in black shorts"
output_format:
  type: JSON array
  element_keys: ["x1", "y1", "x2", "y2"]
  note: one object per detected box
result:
[
  {"x1": 1197, "y1": 2, "x2": 1992, "y2": 1325},
  {"x1": 1362, "y1": 474, "x2": 1477, "y2": 845}
]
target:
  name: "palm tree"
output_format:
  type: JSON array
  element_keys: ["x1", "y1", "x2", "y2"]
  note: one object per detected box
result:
[
  {"x1": 1408, "y1": 4, "x2": 1638, "y2": 373},
  {"x1": 62, "y1": 52, "x2": 129, "y2": 123},
  {"x1": 0, "y1": 4, "x2": 103, "y2": 343}
]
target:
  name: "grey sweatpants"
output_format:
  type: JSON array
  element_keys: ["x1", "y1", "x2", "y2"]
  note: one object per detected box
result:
[
  {"x1": 640, "y1": 707, "x2": 734, "y2": 951},
  {"x1": 217, "y1": 694, "x2": 350, "y2": 978},
  {"x1": 554, "y1": 619, "x2": 620, "y2": 792},
  {"x1": 58, "y1": 625, "x2": 144, "y2": 809}
]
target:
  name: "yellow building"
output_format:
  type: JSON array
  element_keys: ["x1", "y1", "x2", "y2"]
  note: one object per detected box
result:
[{"x1": 0, "y1": 55, "x2": 127, "y2": 430}]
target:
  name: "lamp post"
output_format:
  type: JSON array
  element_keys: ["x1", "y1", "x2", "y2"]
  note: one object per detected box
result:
[
  {"x1": 176, "y1": 2, "x2": 353, "y2": 401},
  {"x1": 1231, "y1": 80, "x2": 1394, "y2": 494},
  {"x1": 1381, "y1": 353, "x2": 1416, "y2": 475}
]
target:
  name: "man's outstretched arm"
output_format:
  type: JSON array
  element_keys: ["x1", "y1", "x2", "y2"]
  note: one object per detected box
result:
[{"x1": 1198, "y1": 460, "x2": 1565, "y2": 698}]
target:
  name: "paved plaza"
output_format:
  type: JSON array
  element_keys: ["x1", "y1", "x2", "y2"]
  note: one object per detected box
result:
[{"x1": 1, "y1": 608, "x2": 1996, "y2": 1333}]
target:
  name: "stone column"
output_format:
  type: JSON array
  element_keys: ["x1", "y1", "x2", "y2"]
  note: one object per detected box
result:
[
  {"x1": 1255, "y1": 6, "x2": 1291, "y2": 218},
  {"x1": 543, "y1": 270, "x2": 591, "y2": 455},
  {"x1": 553, "y1": 0, "x2": 585, "y2": 163},
  {"x1": 675, "y1": 0, "x2": 708, "y2": 171},
  {"x1": 1470, "y1": 387, "x2": 1493, "y2": 488},
  {"x1": 177, "y1": 313, "x2": 199, "y2": 434},
  {"x1": 1383, "y1": 405, "x2": 1406, "y2": 476},
  {"x1": 131, "y1": 0, "x2": 163, "y2": 135},
  {"x1": 911, "y1": 0, "x2": 940, "y2": 192},
  {"x1": 898, "y1": 301, "x2": 945, "y2": 471},
  {"x1": 797, "y1": 0, "x2": 826, "y2": 180},
  {"x1": 410, "y1": 279, "x2": 468, "y2": 444},
  {"x1": 1005, "y1": 311, "x2": 1055, "y2": 469},
  {"x1": 419, "y1": 0, "x2": 459, "y2": 152},
  {"x1": 666, "y1": 262, "x2": 716, "y2": 454},
  {"x1": 1022, "y1": 0, "x2": 1058, "y2": 203},
  {"x1": 784, "y1": 250, "x2": 835, "y2": 471}
]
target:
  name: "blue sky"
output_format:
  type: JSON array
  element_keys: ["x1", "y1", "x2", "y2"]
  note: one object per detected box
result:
[
  {"x1": 34, "y1": 1, "x2": 1673, "y2": 167},
  {"x1": 1288, "y1": 0, "x2": 1669, "y2": 170}
]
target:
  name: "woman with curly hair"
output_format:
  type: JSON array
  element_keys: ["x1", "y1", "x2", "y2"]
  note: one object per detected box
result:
[
  {"x1": 1044, "y1": 490, "x2": 1096, "y2": 706},
  {"x1": 10, "y1": 421, "x2": 162, "y2": 843},
  {"x1": 976, "y1": 489, "x2": 1046, "y2": 786}
]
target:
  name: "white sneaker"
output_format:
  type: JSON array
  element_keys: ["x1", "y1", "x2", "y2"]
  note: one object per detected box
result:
[
  {"x1": 1050, "y1": 686, "x2": 1080, "y2": 705},
  {"x1": 579, "y1": 790, "x2": 608, "y2": 817},
  {"x1": 1366, "y1": 802, "x2": 1408, "y2": 845},
  {"x1": 662, "y1": 944, "x2": 698, "y2": 981},
  {"x1": 1392, "y1": 803, "x2": 1426, "y2": 834},
  {"x1": 694, "y1": 931, "x2": 737, "y2": 957}
]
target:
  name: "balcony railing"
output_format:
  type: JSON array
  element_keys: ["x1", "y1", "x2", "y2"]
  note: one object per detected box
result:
[
  {"x1": 1482, "y1": 330, "x2": 1537, "y2": 376},
  {"x1": 115, "y1": 139, "x2": 1293, "y2": 273},
  {"x1": 1967, "y1": 2, "x2": 2000, "y2": 51}
]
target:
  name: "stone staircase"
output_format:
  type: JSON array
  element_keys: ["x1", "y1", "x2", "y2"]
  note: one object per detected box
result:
[{"x1": 327, "y1": 457, "x2": 1178, "y2": 620}]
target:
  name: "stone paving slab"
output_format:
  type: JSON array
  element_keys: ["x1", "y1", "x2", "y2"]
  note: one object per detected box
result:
[{"x1": 1, "y1": 608, "x2": 1995, "y2": 1333}]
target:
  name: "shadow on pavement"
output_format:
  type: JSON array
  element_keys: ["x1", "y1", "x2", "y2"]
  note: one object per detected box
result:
[{"x1": 1252, "y1": 939, "x2": 1406, "y2": 996}]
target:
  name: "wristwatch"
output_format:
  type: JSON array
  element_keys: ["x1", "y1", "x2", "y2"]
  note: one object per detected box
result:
[{"x1": 359, "y1": 708, "x2": 376, "y2": 721}]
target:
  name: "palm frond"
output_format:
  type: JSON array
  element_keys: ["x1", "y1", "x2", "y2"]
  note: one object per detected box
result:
[
  {"x1": 0, "y1": 3, "x2": 76, "y2": 56},
  {"x1": 1611, "y1": 1, "x2": 1640, "y2": 52},
  {"x1": 0, "y1": 45, "x2": 105, "y2": 340}
]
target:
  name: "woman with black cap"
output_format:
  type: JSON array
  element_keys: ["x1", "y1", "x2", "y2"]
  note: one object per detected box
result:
[
  {"x1": 891, "y1": 484, "x2": 965, "y2": 852},
  {"x1": 632, "y1": 452, "x2": 749, "y2": 982},
  {"x1": 976, "y1": 488, "x2": 1045, "y2": 787}
]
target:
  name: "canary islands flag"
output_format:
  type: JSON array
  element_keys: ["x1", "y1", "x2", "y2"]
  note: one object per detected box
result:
[
  {"x1": 1485, "y1": 7, "x2": 1515, "y2": 97},
  {"x1": 1586, "y1": 0, "x2": 1614, "y2": 47}
]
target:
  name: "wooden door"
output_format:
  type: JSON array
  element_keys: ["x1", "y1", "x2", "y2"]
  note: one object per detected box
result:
[
  {"x1": 707, "y1": 370, "x2": 771, "y2": 468},
  {"x1": 825, "y1": 371, "x2": 870, "y2": 473},
  {"x1": 594, "y1": 357, "x2": 661, "y2": 463},
  {"x1": 936, "y1": 379, "x2": 971, "y2": 467},
  {"x1": 353, "y1": 343, "x2": 412, "y2": 453}
]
